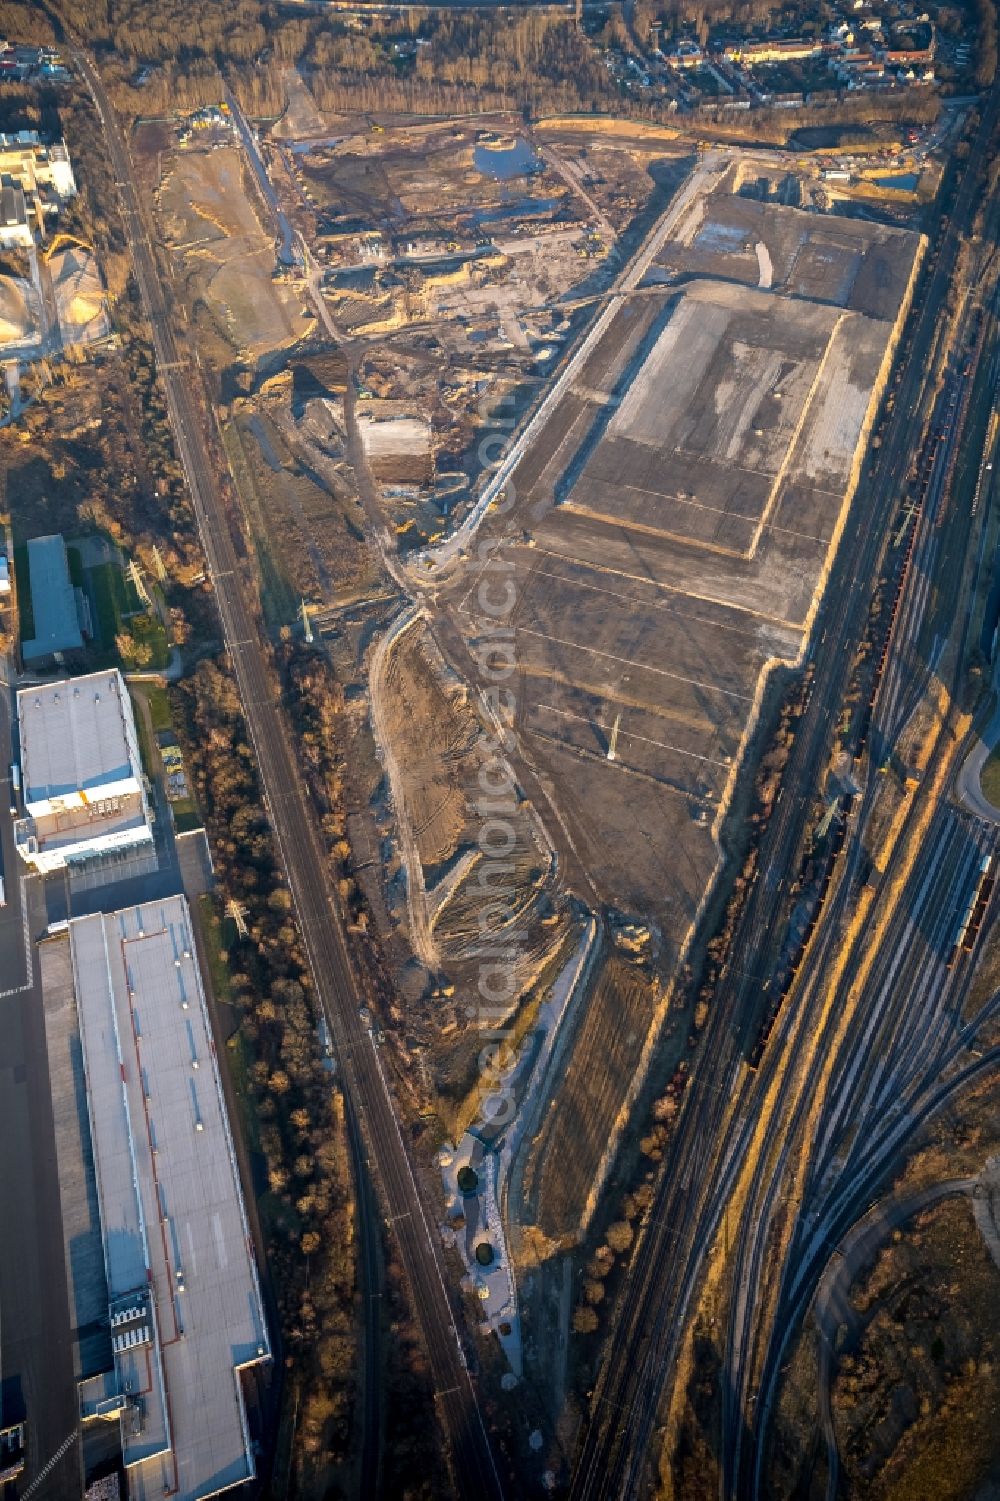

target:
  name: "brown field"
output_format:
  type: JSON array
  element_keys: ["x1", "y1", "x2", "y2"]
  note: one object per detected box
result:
[
  {"x1": 534, "y1": 125, "x2": 688, "y2": 234},
  {"x1": 271, "y1": 65, "x2": 332, "y2": 141},
  {"x1": 223, "y1": 398, "x2": 378, "y2": 623},
  {"x1": 437, "y1": 182, "x2": 922, "y2": 959},
  {"x1": 518, "y1": 952, "x2": 663, "y2": 1243},
  {"x1": 369, "y1": 612, "x2": 563, "y2": 1127},
  {"x1": 269, "y1": 112, "x2": 684, "y2": 557},
  {"x1": 429, "y1": 916, "x2": 574, "y2": 1141},
  {"x1": 375, "y1": 614, "x2": 551, "y2": 944},
  {"x1": 654, "y1": 188, "x2": 920, "y2": 321},
  {"x1": 431, "y1": 833, "x2": 550, "y2": 957},
  {"x1": 380, "y1": 621, "x2": 479, "y2": 874},
  {"x1": 157, "y1": 146, "x2": 308, "y2": 365},
  {"x1": 293, "y1": 118, "x2": 566, "y2": 226}
]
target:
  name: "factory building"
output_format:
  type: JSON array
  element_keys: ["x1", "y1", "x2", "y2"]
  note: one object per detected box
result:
[
  {"x1": 0, "y1": 130, "x2": 76, "y2": 243},
  {"x1": 0, "y1": 130, "x2": 76, "y2": 201},
  {"x1": 63, "y1": 896, "x2": 270, "y2": 1499},
  {"x1": 14, "y1": 669, "x2": 153, "y2": 873},
  {"x1": 0, "y1": 177, "x2": 30, "y2": 248},
  {"x1": 20, "y1": 533, "x2": 86, "y2": 663}
]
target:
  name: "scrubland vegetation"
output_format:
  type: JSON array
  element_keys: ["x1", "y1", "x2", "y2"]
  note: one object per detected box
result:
[
  {"x1": 14, "y1": 0, "x2": 967, "y2": 131},
  {"x1": 174, "y1": 660, "x2": 359, "y2": 1483}
]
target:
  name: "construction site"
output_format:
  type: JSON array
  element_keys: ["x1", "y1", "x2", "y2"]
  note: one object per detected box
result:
[
  {"x1": 383, "y1": 165, "x2": 926, "y2": 1299},
  {"x1": 0, "y1": 8, "x2": 992, "y2": 1489},
  {"x1": 429, "y1": 175, "x2": 924, "y2": 955},
  {"x1": 140, "y1": 105, "x2": 688, "y2": 603},
  {"x1": 156, "y1": 144, "x2": 308, "y2": 367},
  {"x1": 131, "y1": 70, "x2": 937, "y2": 1415}
]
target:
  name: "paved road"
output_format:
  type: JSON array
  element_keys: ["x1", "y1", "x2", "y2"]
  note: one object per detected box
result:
[
  {"x1": 0, "y1": 685, "x2": 80, "y2": 1499},
  {"x1": 223, "y1": 84, "x2": 297, "y2": 267},
  {"x1": 957, "y1": 710, "x2": 1000, "y2": 824},
  {"x1": 75, "y1": 52, "x2": 503, "y2": 1501}
]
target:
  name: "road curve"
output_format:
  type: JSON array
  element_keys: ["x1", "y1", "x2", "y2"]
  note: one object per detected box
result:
[
  {"x1": 75, "y1": 51, "x2": 502, "y2": 1501},
  {"x1": 957, "y1": 705, "x2": 1000, "y2": 825}
]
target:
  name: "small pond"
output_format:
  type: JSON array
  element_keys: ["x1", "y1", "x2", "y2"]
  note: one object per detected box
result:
[{"x1": 474, "y1": 136, "x2": 542, "y2": 179}]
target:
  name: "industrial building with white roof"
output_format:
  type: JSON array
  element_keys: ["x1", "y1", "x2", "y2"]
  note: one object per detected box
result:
[
  {"x1": 65, "y1": 894, "x2": 269, "y2": 1499},
  {"x1": 14, "y1": 669, "x2": 153, "y2": 873}
]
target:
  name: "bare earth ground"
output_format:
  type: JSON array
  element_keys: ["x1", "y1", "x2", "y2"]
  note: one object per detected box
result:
[
  {"x1": 434, "y1": 180, "x2": 923, "y2": 967},
  {"x1": 157, "y1": 145, "x2": 308, "y2": 366},
  {"x1": 239, "y1": 376, "x2": 377, "y2": 604},
  {"x1": 272, "y1": 65, "x2": 332, "y2": 142},
  {"x1": 141, "y1": 130, "x2": 380, "y2": 621},
  {"x1": 516, "y1": 951, "x2": 663, "y2": 1246},
  {"x1": 110, "y1": 85, "x2": 1000, "y2": 1497},
  {"x1": 377, "y1": 614, "x2": 478, "y2": 876},
  {"x1": 273, "y1": 109, "x2": 686, "y2": 541},
  {"x1": 142, "y1": 86, "x2": 943, "y2": 1422},
  {"x1": 371, "y1": 612, "x2": 563, "y2": 1125}
]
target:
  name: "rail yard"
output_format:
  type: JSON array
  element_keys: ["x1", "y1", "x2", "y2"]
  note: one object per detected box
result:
[
  {"x1": 5, "y1": 18, "x2": 1000, "y2": 1501},
  {"x1": 131, "y1": 63, "x2": 1000, "y2": 1501}
]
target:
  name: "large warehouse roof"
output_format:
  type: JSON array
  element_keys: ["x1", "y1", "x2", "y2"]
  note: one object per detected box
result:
[
  {"x1": 69, "y1": 896, "x2": 269, "y2": 1501},
  {"x1": 18, "y1": 669, "x2": 139, "y2": 812},
  {"x1": 21, "y1": 533, "x2": 83, "y2": 661}
]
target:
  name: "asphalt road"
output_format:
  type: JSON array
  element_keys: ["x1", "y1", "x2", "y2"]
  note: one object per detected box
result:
[
  {"x1": 74, "y1": 52, "x2": 503, "y2": 1501},
  {"x1": 957, "y1": 720, "x2": 1000, "y2": 824},
  {"x1": 570, "y1": 84, "x2": 1000, "y2": 1501},
  {"x1": 222, "y1": 84, "x2": 297, "y2": 268},
  {"x1": 0, "y1": 685, "x2": 80, "y2": 1500}
]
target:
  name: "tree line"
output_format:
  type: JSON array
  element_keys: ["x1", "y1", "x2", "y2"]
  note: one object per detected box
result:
[
  {"x1": 173, "y1": 656, "x2": 359, "y2": 1482},
  {"x1": 976, "y1": 0, "x2": 997, "y2": 88}
]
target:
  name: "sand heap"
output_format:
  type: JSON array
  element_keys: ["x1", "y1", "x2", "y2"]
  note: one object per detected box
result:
[
  {"x1": 50, "y1": 245, "x2": 108, "y2": 346},
  {"x1": 358, "y1": 400, "x2": 433, "y2": 483},
  {"x1": 0, "y1": 274, "x2": 38, "y2": 345}
]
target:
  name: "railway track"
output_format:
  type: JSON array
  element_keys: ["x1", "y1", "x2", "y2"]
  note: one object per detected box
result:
[
  {"x1": 723, "y1": 207, "x2": 1000, "y2": 1497},
  {"x1": 73, "y1": 46, "x2": 504, "y2": 1501},
  {"x1": 570, "y1": 79, "x2": 1000, "y2": 1501}
]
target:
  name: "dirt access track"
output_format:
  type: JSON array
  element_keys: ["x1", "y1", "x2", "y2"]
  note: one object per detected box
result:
[{"x1": 434, "y1": 168, "x2": 924, "y2": 964}]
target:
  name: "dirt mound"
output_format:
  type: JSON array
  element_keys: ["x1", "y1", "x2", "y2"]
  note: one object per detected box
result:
[
  {"x1": 290, "y1": 349, "x2": 349, "y2": 402},
  {"x1": 0, "y1": 275, "x2": 35, "y2": 344},
  {"x1": 50, "y1": 246, "x2": 107, "y2": 345}
]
